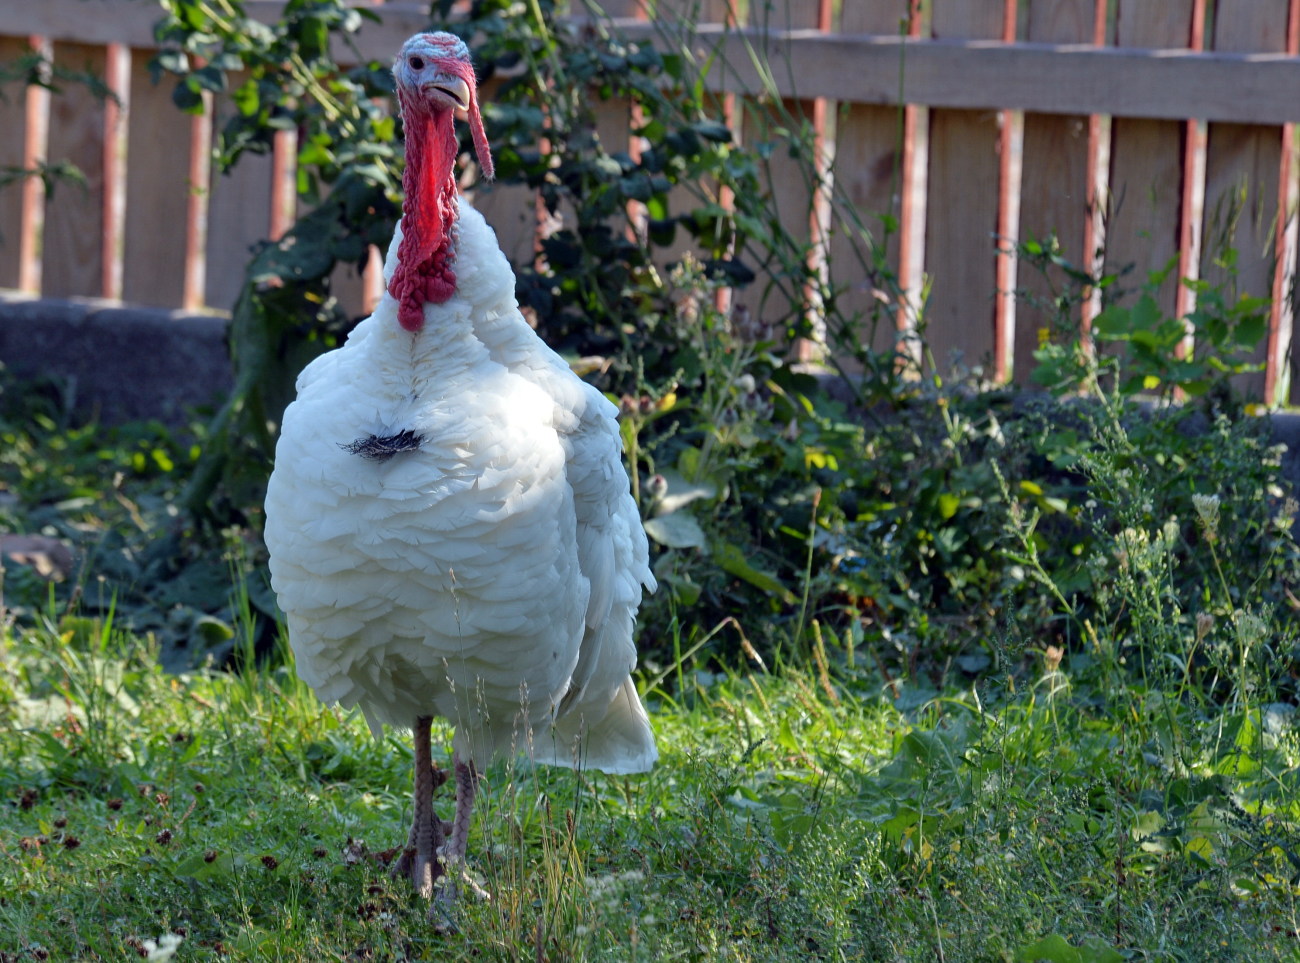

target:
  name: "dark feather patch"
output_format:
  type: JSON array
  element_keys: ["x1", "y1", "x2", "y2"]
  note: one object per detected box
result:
[{"x1": 342, "y1": 429, "x2": 424, "y2": 461}]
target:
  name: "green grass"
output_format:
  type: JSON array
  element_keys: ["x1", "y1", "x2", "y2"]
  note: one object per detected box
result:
[
  {"x1": 2, "y1": 369, "x2": 1298, "y2": 960},
  {"x1": 2, "y1": 613, "x2": 1297, "y2": 962}
]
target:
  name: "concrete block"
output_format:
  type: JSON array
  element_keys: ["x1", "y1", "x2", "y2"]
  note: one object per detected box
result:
[{"x1": 0, "y1": 290, "x2": 232, "y2": 425}]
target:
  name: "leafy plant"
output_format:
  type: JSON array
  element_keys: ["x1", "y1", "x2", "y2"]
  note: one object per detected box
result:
[
  {"x1": 0, "y1": 46, "x2": 116, "y2": 202},
  {"x1": 1022, "y1": 236, "x2": 1271, "y2": 405}
]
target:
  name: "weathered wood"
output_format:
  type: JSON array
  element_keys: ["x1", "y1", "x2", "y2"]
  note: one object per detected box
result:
[
  {"x1": 838, "y1": 1, "x2": 914, "y2": 34},
  {"x1": 42, "y1": 41, "x2": 109, "y2": 299},
  {"x1": 1103, "y1": 2, "x2": 1200, "y2": 323},
  {"x1": 203, "y1": 71, "x2": 278, "y2": 311},
  {"x1": 924, "y1": 0, "x2": 1006, "y2": 374},
  {"x1": 121, "y1": 48, "x2": 195, "y2": 307},
  {"x1": 1202, "y1": 0, "x2": 1292, "y2": 401},
  {"x1": 740, "y1": 96, "x2": 816, "y2": 338},
  {"x1": 826, "y1": 101, "x2": 907, "y2": 358},
  {"x1": 101, "y1": 44, "x2": 129, "y2": 299},
  {"x1": 825, "y1": 1, "x2": 915, "y2": 352},
  {"x1": 1014, "y1": 0, "x2": 1102, "y2": 382},
  {"x1": 641, "y1": 0, "x2": 734, "y2": 23},
  {"x1": 10, "y1": 3, "x2": 1300, "y2": 124},
  {"x1": 0, "y1": 35, "x2": 37, "y2": 290},
  {"x1": 329, "y1": 249, "x2": 380, "y2": 323}
]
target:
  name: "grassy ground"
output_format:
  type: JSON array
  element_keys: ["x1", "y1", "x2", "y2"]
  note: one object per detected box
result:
[
  {"x1": 2, "y1": 610, "x2": 1298, "y2": 962},
  {"x1": 2, "y1": 370, "x2": 1298, "y2": 960}
]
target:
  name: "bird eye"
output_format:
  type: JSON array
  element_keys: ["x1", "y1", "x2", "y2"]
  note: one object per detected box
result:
[{"x1": 408, "y1": 56, "x2": 425, "y2": 70}]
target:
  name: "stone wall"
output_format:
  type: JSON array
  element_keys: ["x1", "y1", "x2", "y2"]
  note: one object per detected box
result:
[{"x1": 0, "y1": 291, "x2": 231, "y2": 425}]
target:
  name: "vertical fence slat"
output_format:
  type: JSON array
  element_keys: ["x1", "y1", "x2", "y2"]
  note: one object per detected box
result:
[
  {"x1": 828, "y1": 3, "x2": 920, "y2": 363},
  {"x1": 1285, "y1": 122, "x2": 1300, "y2": 405},
  {"x1": 121, "y1": 48, "x2": 197, "y2": 307},
  {"x1": 42, "y1": 41, "x2": 110, "y2": 300},
  {"x1": 734, "y1": 0, "x2": 816, "y2": 342},
  {"x1": 0, "y1": 35, "x2": 40, "y2": 291},
  {"x1": 923, "y1": 0, "x2": 1006, "y2": 375},
  {"x1": 101, "y1": 44, "x2": 129, "y2": 300},
  {"x1": 1278, "y1": 0, "x2": 1300, "y2": 406},
  {"x1": 463, "y1": 75, "x2": 543, "y2": 274},
  {"x1": 1014, "y1": 0, "x2": 1105, "y2": 382},
  {"x1": 1104, "y1": 3, "x2": 1200, "y2": 322},
  {"x1": 992, "y1": 0, "x2": 1018, "y2": 382},
  {"x1": 203, "y1": 72, "x2": 278, "y2": 312},
  {"x1": 1201, "y1": 0, "x2": 1292, "y2": 402},
  {"x1": 204, "y1": 154, "x2": 276, "y2": 311}
]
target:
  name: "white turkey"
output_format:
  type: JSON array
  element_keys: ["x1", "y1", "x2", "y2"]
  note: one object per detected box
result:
[{"x1": 263, "y1": 31, "x2": 657, "y2": 908}]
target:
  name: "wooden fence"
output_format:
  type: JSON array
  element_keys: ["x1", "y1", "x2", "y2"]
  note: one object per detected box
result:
[{"x1": 1, "y1": 0, "x2": 1298, "y2": 404}]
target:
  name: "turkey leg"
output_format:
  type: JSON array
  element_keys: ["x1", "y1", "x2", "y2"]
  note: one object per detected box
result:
[
  {"x1": 392, "y1": 715, "x2": 449, "y2": 897},
  {"x1": 436, "y1": 754, "x2": 489, "y2": 902}
]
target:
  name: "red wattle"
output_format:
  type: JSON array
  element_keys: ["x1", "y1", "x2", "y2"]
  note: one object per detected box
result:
[{"x1": 389, "y1": 95, "x2": 461, "y2": 332}]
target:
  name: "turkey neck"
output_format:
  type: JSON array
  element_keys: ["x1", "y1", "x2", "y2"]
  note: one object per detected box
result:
[{"x1": 391, "y1": 95, "x2": 460, "y2": 332}]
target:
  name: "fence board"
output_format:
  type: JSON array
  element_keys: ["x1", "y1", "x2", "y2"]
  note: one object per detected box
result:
[
  {"x1": 827, "y1": 102, "x2": 904, "y2": 358},
  {"x1": 826, "y1": 2, "x2": 913, "y2": 359},
  {"x1": 924, "y1": 0, "x2": 1006, "y2": 374},
  {"x1": 1104, "y1": 2, "x2": 1200, "y2": 323},
  {"x1": 121, "y1": 49, "x2": 194, "y2": 306},
  {"x1": 1202, "y1": 0, "x2": 1292, "y2": 401},
  {"x1": 1014, "y1": 0, "x2": 1102, "y2": 382},
  {"x1": 203, "y1": 74, "x2": 278, "y2": 311},
  {"x1": 41, "y1": 41, "x2": 108, "y2": 299},
  {"x1": 10, "y1": 3, "x2": 1300, "y2": 124},
  {"x1": 0, "y1": 35, "x2": 35, "y2": 289},
  {"x1": 838, "y1": 1, "x2": 912, "y2": 35}
]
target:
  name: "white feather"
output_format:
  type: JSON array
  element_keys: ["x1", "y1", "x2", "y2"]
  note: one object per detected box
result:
[{"x1": 264, "y1": 197, "x2": 656, "y2": 773}]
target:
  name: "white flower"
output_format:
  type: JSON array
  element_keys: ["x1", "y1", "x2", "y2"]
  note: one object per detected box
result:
[
  {"x1": 144, "y1": 933, "x2": 183, "y2": 961},
  {"x1": 1192, "y1": 493, "x2": 1220, "y2": 536}
]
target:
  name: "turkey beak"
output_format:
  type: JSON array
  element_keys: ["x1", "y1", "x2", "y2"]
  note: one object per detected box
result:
[{"x1": 429, "y1": 75, "x2": 471, "y2": 119}]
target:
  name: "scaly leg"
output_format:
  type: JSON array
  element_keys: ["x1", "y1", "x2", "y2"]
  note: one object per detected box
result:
[
  {"x1": 436, "y1": 753, "x2": 489, "y2": 903},
  {"x1": 391, "y1": 715, "x2": 448, "y2": 897}
]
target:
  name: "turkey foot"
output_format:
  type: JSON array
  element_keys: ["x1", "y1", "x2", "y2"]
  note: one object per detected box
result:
[
  {"x1": 391, "y1": 716, "x2": 451, "y2": 897},
  {"x1": 432, "y1": 755, "x2": 491, "y2": 906}
]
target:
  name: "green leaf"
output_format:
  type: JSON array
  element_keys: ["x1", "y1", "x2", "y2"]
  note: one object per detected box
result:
[
  {"x1": 171, "y1": 82, "x2": 204, "y2": 114},
  {"x1": 712, "y1": 540, "x2": 795, "y2": 603},
  {"x1": 643, "y1": 512, "x2": 707, "y2": 549},
  {"x1": 298, "y1": 14, "x2": 329, "y2": 62},
  {"x1": 232, "y1": 77, "x2": 259, "y2": 117},
  {"x1": 1015, "y1": 934, "x2": 1110, "y2": 963},
  {"x1": 652, "y1": 469, "x2": 716, "y2": 515},
  {"x1": 191, "y1": 64, "x2": 227, "y2": 93},
  {"x1": 660, "y1": 573, "x2": 702, "y2": 605},
  {"x1": 691, "y1": 120, "x2": 732, "y2": 143},
  {"x1": 1235, "y1": 312, "x2": 1267, "y2": 349},
  {"x1": 937, "y1": 492, "x2": 960, "y2": 520}
]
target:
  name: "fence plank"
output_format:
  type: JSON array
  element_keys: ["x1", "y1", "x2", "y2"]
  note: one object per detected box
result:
[
  {"x1": 0, "y1": 36, "x2": 38, "y2": 290},
  {"x1": 923, "y1": 0, "x2": 1007, "y2": 374},
  {"x1": 121, "y1": 48, "x2": 195, "y2": 306},
  {"x1": 41, "y1": 41, "x2": 109, "y2": 299},
  {"x1": 203, "y1": 72, "x2": 278, "y2": 311},
  {"x1": 827, "y1": 3, "x2": 917, "y2": 361},
  {"x1": 641, "y1": 0, "x2": 733, "y2": 22},
  {"x1": 1202, "y1": 0, "x2": 1291, "y2": 402},
  {"x1": 838, "y1": 1, "x2": 912, "y2": 34},
  {"x1": 11, "y1": 2, "x2": 1300, "y2": 124},
  {"x1": 826, "y1": 102, "x2": 905, "y2": 358},
  {"x1": 1014, "y1": 0, "x2": 1103, "y2": 382},
  {"x1": 1104, "y1": 2, "x2": 1199, "y2": 324}
]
